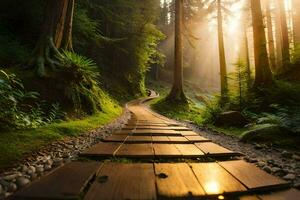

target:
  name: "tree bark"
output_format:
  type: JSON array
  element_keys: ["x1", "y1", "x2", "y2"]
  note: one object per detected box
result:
[
  {"x1": 293, "y1": 0, "x2": 300, "y2": 45},
  {"x1": 277, "y1": 0, "x2": 290, "y2": 69},
  {"x1": 29, "y1": 0, "x2": 74, "y2": 76},
  {"x1": 265, "y1": 0, "x2": 276, "y2": 72},
  {"x1": 251, "y1": 0, "x2": 273, "y2": 87},
  {"x1": 217, "y1": 0, "x2": 228, "y2": 97},
  {"x1": 167, "y1": 0, "x2": 187, "y2": 103}
]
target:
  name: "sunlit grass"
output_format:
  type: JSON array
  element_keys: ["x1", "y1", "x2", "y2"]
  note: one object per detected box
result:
[{"x1": 0, "y1": 102, "x2": 122, "y2": 170}]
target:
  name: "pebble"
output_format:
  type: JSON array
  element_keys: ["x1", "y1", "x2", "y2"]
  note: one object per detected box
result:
[
  {"x1": 292, "y1": 154, "x2": 300, "y2": 161},
  {"x1": 36, "y1": 165, "x2": 44, "y2": 174},
  {"x1": 30, "y1": 173, "x2": 38, "y2": 181},
  {"x1": 283, "y1": 174, "x2": 296, "y2": 181},
  {"x1": 271, "y1": 167, "x2": 281, "y2": 173},
  {"x1": 262, "y1": 166, "x2": 272, "y2": 173},
  {"x1": 281, "y1": 151, "x2": 293, "y2": 158},
  {"x1": 16, "y1": 177, "x2": 30, "y2": 188},
  {"x1": 28, "y1": 166, "x2": 36, "y2": 174},
  {"x1": 3, "y1": 173, "x2": 21, "y2": 181},
  {"x1": 7, "y1": 183, "x2": 17, "y2": 192},
  {"x1": 257, "y1": 161, "x2": 265, "y2": 168},
  {"x1": 53, "y1": 158, "x2": 63, "y2": 167},
  {"x1": 21, "y1": 165, "x2": 28, "y2": 172},
  {"x1": 44, "y1": 165, "x2": 52, "y2": 171}
]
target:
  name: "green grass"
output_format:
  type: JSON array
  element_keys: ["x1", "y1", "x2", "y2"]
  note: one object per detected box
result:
[{"x1": 0, "y1": 101, "x2": 122, "y2": 170}]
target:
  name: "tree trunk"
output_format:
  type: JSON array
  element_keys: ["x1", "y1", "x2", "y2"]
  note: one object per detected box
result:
[
  {"x1": 275, "y1": 2, "x2": 283, "y2": 68},
  {"x1": 217, "y1": 0, "x2": 228, "y2": 97},
  {"x1": 251, "y1": 0, "x2": 273, "y2": 87},
  {"x1": 265, "y1": 0, "x2": 276, "y2": 72},
  {"x1": 293, "y1": 0, "x2": 300, "y2": 45},
  {"x1": 278, "y1": 0, "x2": 290, "y2": 69},
  {"x1": 167, "y1": 0, "x2": 187, "y2": 103},
  {"x1": 29, "y1": 0, "x2": 74, "y2": 76}
]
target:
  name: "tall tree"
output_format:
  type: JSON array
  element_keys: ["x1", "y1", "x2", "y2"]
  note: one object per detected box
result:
[
  {"x1": 217, "y1": 0, "x2": 228, "y2": 97},
  {"x1": 167, "y1": 0, "x2": 187, "y2": 102},
  {"x1": 293, "y1": 0, "x2": 300, "y2": 45},
  {"x1": 265, "y1": 0, "x2": 276, "y2": 71},
  {"x1": 29, "y1": 0, "x2": 75, "y2": 76},
  {"x1": 277, "y1": 0, "x2": 290, "y2": 69},
  {"x1": 251, "y1": 0, "x2": 273, "y2": 86}
]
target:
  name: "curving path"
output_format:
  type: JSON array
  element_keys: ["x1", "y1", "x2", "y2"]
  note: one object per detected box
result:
[{"x1": 12, "y1": 92, "x2": 300, "y2": 200}]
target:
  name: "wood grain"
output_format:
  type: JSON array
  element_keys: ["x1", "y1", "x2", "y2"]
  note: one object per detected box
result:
[
  {"x1": 154, "y1": 163, "x2": 205, "y2": 198},
  {"x1": 115, "y1": 143, "x2": 154, "y2": 158},
  {"x1": 84, "y1": 163, "x2": 156, "y2": 200}
]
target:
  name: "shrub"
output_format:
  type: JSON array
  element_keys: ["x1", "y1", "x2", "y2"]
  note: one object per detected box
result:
[{"x1": 57, "y1": 51, "x2": 104, "y2": 114}]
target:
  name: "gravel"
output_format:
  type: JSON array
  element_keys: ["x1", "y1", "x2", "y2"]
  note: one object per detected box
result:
[{"x1": 0, "y1": 106, "x2": 130, "y2": 199}]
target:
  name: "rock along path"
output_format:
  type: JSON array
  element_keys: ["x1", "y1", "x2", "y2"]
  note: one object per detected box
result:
[{"x1": 11, "y1": 92, "x2": 300, "y2": 200}]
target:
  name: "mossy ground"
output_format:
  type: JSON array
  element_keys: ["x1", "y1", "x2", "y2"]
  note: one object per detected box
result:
[{"x1": 0, "y1": 100, "x2": 122, "y2": 170}]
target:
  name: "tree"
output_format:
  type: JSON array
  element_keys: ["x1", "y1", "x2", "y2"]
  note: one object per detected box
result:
[
  {"x1": 167, "y1": 0, "x2": 187, "y2": 103},
  {"x1": 293, "y1": 0, "x2": 300, "y2": 45},
  {"x1": 217, "y1": 0, "x2": 228, "y2": 97},
  {"x1": 265, "y1": 0, "x2": 276, "y2": 72},
  {"x1": 250, "y1": 0, "x2": 273, "y2": 86},
  {"x1": 29, "y1": 0, "x2": 75, "y2": 76},
  {"x1": 277, "y1": 0, "x2": 290, "y2": 69}
]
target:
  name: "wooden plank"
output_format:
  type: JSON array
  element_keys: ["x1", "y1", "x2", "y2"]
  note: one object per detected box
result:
[
  {"x1": 151, "y1": 136, "x2": 170, "y2": 143},
  {"x1": 168, "y1": 136, "x2": 189, "y2": 143},
  {"x1": 102, "y1": 135, "x2": 128, "y2": 143},
  {"x1": 259, "y1": 189, "x2": 300, "y2": 200},
  {"x1": 190, "y1": 163, "x2": 247, "y2": 195},
  {"x1": 125, "y1": 136, "x2": 152, "y2": 143},
  {"x1": 239, "y1": 195, "x2": 261, "y2": 200},
  {"x1": 195, "y1": 142, "x2": 239, "y2": 157},
  {"x1": 154, "y1": 163, "x2": 205, "y2": 198},
  {"x1": 219, "y1": 160, "x2": 289, "y2": 191},
  {"x1": 85, "y1": 163, "x2": 156, "y2": 200},
  {"x1": 185, "y1": 135, "x2": 211, "y2": 143},
  {"x1": 132, "y1": 129, "x2": 181, "y2": 136},
  {"x1": 153, "y1": 144, "x2": 182, "y2": 158},
  {"x1": 114, "y1": 130, "x2": 132, "y2": 135},
  {"x1": 115, "y1": 143, "x2": 154, "y2": 158},
  {"x1": 80, "y1": 143, "x2": 122, "y2": 157},
  {"x1": 14, "y1": 162, "x2": 101, "y2": 200},
  {"x1": 175, "y1": 144, "x2": 205, "y2": 157},
  {"x1": 180, "y1": 131, "x2": 199, "y2": 136}
]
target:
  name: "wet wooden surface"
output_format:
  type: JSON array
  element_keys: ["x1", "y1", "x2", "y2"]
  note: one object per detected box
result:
[
  {"x1": 84, "y1": 163, "x2": 156, "y2": 200},
  {"x1": 13, "y1": 162, "x2": 102, "y2": 200}
]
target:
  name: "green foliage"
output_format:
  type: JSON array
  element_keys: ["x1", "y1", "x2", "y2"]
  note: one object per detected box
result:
[
  {"x1": 0, "y1": 70, "x2": 65, "y2": 129},
  {"x1": 57, "y1": 51, "x2": 105, "y2": 114},
  {"x1": 0, "y1": 70, "x2": 39, "y2": 129}
]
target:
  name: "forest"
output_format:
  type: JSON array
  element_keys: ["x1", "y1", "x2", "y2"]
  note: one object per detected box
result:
[{"x1": 0, "y1": 0, "x2": 299, "y2": 199}]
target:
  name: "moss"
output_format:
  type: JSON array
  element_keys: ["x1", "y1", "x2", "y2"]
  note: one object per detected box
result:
[{"x1": 0, "y1": 100, "x2": 122, "y2": 170}]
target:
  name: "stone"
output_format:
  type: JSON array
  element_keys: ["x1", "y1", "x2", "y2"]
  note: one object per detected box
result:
[
  {"x1": 7, "y1": 183, "x2": 17, "y2": 192},
  {"x1": 53, "y1": 158, "x2": 63, "y2": 167},
  {"x1": 292, "y1": 154, "x2": 300, "y2": 161},
  {"x1": 36, "y1": 165, "x2": 44, "y2": 174},
  {"x1": 16, "y1": 177, "x2": 30, "y2": 188},
  {"x1": 44, "y1": 165, "x2": 52, "y2": 171},
  {"x1": 271, "y1": 167, "x2": 281, "y2": 173},
  {"x1": 30, "y1": 173, "x2": 38, "y2": 181},
  {"x1": 3, "y1": 173, "x2": 21, "y2": 181},
  {"x1": 257, "y1": 161, "x2": 265, "y2": 167},
  {"x1": 215, "y1": 111, "x2": 248, "y2": 127},
  {"x1": 21, "y1": 165, "x2": 28, "y2": 172},
  {"x1": 283, "y1": 174, "x2": 296, "y2": 181},
  {"x1": 28, "y1": 166, "x2": 36, "y2": 174},
  {"x1": 240, "y1": 124, "x2": 291, "y2": 143},
  {"x1": 281, "y1": 151, "x2": 293, "y2": 158},
  {"x1": 263, "y1": 166, "x2": 272, "y2": 173}
]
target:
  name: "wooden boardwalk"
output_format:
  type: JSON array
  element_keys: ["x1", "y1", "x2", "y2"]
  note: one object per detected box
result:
[{"x1": 13, "y1": 93, "x2": 299, "y2": 200}]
